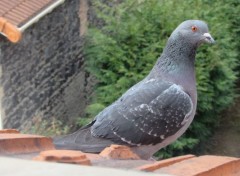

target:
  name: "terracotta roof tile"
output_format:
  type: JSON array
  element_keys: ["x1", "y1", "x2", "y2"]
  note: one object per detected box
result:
[
  {"x1": 154, "y1": 155, "x2": 240, "y2": 176},
  {"x1": 0, "y1": 133, "x2": 55, "y2": 154},
  {"x1": 34, "y1": 150, "x2": 92, "y2": 165},
  {"x1": 0, "y1": 17, "x2": 22, "y2": 42},
  {"x1": 136, "y1": 155, "x2": 195, "y2": 172},
  {"x1": 99, "y1": 145, "x2": 141, "y2": 160},
  {"x1": 0, "y1": 129, "x2": 20, "y2": 134}
]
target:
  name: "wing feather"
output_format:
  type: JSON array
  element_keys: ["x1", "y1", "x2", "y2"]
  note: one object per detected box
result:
[{"x1": 91, "y1": 80, "x2": 193, "y2": 146}]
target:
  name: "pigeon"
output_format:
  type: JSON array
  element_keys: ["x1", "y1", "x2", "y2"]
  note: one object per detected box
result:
[{"x1": 54, "y1": 20, "x2": 215, "y2": 159}]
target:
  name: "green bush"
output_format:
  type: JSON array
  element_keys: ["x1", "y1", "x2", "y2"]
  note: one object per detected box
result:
[{"x1": 84, "y1": 0, "x2": 239, "y2": 158}]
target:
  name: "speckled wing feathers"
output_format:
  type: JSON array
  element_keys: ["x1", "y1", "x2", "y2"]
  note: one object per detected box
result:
[{"x1": 91, "y1": 80, "x2": 193, "y2": 146}]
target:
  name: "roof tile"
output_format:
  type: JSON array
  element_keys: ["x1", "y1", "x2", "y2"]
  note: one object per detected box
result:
[{"x1": 0, "y1": 133, "x2": 55, "y2": 154}]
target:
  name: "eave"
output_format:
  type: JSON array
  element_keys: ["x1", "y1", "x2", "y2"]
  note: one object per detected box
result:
[{"x1": 0, "y1": 0, "x2": 65, "y2": 43}]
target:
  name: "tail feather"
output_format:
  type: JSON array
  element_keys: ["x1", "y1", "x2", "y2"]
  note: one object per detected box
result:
[{"x1": 53, "y1": 126, "x2": 114, "y2": 153}]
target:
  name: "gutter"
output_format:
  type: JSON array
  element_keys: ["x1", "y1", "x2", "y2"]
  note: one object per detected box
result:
[{"x1": 18, "y1": 0, "x2": 65, "y2": 32}]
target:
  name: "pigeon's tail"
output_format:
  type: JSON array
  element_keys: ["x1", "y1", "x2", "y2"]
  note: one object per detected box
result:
[{"x1": 53, "y1": 123, "x2": 114, "y2": 153}]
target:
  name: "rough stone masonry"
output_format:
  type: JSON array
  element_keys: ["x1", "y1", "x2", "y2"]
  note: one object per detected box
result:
[{"x1": 0, "y1": 0, "x2": 94, "y2": 130}]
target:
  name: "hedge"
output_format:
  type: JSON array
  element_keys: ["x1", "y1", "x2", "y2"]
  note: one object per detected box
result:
[{"x1": 83, "y1": 0, "x2": 239, "y2": 158}]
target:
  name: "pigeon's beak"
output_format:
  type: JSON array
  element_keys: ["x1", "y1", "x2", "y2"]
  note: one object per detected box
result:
[{"x1": 203, "y1": 33, "x2": 215, "y2": 44}]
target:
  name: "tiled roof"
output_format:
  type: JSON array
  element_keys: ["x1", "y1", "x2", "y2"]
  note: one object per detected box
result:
[
  {"x1": 0, "y1": 0, "x2": 64, "y2": 43},
  {"x1": 0, "y1": 0, "x2": 56, "y2": 27}
]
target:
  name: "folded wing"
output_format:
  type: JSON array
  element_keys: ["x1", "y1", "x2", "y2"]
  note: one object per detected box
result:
[{"x1": 91, "y1": 79, "x2": 193, "y2": 146}]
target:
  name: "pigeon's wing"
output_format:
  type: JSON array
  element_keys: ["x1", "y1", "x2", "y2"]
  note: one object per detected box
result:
[{"x1": 91, "y1": 79, "x2": 193, "y2": 146}]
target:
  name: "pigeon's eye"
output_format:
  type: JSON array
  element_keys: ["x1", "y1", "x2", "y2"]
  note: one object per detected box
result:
[{"x1": 191, "y1": 26, "x2": 198, "y2": 32}]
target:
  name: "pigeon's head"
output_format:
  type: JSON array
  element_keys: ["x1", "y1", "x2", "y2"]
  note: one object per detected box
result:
[{"x1": 171, "y1": 20, "x2": 215, "y2": 46}]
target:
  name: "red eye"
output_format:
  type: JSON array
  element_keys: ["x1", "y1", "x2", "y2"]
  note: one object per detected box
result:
[{"x1": 191, "y1": 26, "x2": 198, "y2": 32}]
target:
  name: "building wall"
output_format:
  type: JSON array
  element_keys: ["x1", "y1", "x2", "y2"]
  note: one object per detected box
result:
[{"x1": 0, "y1": 0, "x2": 94, "y2": 130}]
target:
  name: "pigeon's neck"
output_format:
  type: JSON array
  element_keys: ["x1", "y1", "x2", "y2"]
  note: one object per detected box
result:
[{"x1": 150, "y1": 36, "x2": 198, "y2": 88}]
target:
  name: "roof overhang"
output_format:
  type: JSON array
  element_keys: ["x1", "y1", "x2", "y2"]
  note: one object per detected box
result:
[{"x1": 0, "y1": 0, "x2": 65, "y2": 43}]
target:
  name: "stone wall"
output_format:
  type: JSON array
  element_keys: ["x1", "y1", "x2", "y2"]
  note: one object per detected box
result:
[{"x1": 0, "y1": 0, "x2": 94, "y2": 130}]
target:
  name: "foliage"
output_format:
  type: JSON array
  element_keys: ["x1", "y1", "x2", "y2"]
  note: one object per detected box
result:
[{"x1": 84, "y1": 0, "x2": 239, "y2": 158}]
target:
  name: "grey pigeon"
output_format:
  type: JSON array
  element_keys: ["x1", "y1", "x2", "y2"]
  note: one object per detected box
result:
[{"x1": 54, "y1": 20, "x2": 215, "y2": 159}]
